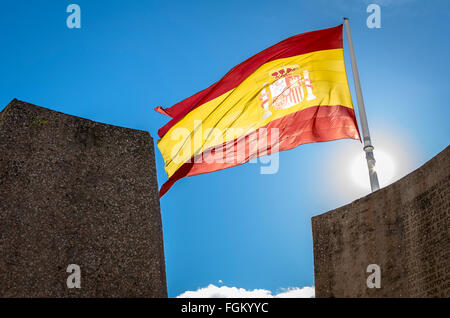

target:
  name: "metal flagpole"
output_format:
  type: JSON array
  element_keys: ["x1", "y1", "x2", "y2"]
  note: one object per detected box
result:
[{"x1": 343, "y1": 17, "x2": 380, "y2": 192}]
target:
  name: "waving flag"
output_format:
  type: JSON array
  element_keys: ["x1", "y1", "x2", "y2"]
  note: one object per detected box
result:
[{"x1": 156, "y1": 24, "x2": 360, "y2": 197}]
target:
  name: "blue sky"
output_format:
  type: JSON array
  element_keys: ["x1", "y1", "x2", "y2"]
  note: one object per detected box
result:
[{"x1": 1, "y1": 0, "x2": 449, "y2": 297}]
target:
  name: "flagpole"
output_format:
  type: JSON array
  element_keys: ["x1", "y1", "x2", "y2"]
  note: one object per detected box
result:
[{"x1": 343, "y1": 17, "x2": 380, "y2": 192}]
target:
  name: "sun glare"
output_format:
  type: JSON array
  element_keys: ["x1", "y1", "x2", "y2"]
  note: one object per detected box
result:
[
  {"x1": 321, "y1": 129, "x2": 421, "y2": 205},
  {"x1": 350, "y1": 149, "x2": 396, "y2": 190}
]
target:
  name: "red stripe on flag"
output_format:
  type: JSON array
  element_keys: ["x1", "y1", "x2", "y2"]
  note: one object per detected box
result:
[
  {"x1": 157, "y1": 25, "x2": 343, "y2": 138},
  {"x1": 159, "y1": 105, "x2": 360, "y2": 197}
]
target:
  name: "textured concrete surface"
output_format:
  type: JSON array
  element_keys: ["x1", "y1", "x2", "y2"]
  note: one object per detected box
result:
[
  {"x1": 0, "y1": 99, "x2": 167, "y2": 297},
  {"x1": 312, "y1": 146, "x2": 449, "y2": 297}
]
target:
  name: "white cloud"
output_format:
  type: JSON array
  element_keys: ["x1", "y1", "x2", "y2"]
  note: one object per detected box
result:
[
  {"x1": 177, "y1": 284, "x2": 315, "y2": 298},
  {"x1": 274, "y1": 287, "x2": 316, "y2": 298}
]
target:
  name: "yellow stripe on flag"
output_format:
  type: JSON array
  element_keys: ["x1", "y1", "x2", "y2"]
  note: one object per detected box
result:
[{"x1": 158, "y1": 48, "x2": 353, "y2": 178}]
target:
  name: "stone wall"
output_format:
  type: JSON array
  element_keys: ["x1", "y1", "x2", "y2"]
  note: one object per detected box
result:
[
  {"x1": 312, "y1": 146, "x2": 449, "y2": 297},
  {"x1": 0, "y1": 99, "x2": 167, "y2": 297}
]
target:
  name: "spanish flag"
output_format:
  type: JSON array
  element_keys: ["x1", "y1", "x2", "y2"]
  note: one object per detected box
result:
[{"x1": 156, "y1": 24, "x2": 360, "y2": 197}]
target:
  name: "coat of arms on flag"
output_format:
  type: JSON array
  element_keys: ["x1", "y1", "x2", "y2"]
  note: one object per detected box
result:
[{"x1": 259, "y1": 65, "x2": 317, "y2": 119}]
